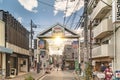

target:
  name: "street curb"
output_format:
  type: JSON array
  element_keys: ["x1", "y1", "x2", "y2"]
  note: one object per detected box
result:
[{"x1": 36, "y1": 73, "x2": 46, "y2": 80}]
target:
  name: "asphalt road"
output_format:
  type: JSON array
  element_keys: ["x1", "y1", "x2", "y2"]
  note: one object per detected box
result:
[{"x1": 39, "y1": 69, "x2": 76, "y2": 80}]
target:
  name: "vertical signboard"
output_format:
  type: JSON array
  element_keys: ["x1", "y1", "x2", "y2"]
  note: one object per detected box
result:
[
  {"x1": 38, "y1": 39, "x2": 46, "y2": 49},
  {"x1": 72, "y1": 41, "x2": 79, "y2": 49},
  {"x1": 112, "y1": 0, "x2": 120, "y2": 23},
  {"x1": 75, "y1": 60, "x2": 79, "y2": 71}
]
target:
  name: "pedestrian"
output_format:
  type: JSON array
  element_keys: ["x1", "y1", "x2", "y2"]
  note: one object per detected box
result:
[
  {"x1": 56, "y1": 63, "x2": 59, "y2": 71},
  {"x1": 101, "y1": 63, "x2": 106, "y2": 72},
  {"x1": 104, "y1": 65, "x2": 113, "y2": 80},
  {"x1": 61, "y1": 64, "x2": 64, "y2": 71}
]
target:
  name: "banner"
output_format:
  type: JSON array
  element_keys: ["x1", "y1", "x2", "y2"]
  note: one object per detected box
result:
[{"x1": 38, "y1": 40, "x2": 46, "y2": 49}]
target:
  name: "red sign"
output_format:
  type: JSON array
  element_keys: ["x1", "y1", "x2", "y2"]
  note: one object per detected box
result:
[{"x1": 52, "y1": 26, "x2": 64, "y2": 36}]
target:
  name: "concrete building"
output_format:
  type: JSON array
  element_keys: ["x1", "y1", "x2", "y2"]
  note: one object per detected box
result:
[
  {"x1": 0, "y1": 10, "x2": 30, "y2": 77},
  {"x1": 87, "y1": 0, "x2": 114, "y2": 71},
  {"x1": 62, "y1": 44, "x2": 79, "y2": 70}
]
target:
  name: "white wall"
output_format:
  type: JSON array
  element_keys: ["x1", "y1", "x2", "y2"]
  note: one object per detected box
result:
[
  {"x1": 116, "y1": 27, "x2": 120, "y2": 70},
  {"x1": 0, "y1": 20, "x2": 5, "y2": 46}
]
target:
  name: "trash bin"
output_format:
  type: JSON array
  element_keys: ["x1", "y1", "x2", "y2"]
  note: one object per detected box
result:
[{"x1": 10, "y1": 68, "x2": 16, "y2": 78}]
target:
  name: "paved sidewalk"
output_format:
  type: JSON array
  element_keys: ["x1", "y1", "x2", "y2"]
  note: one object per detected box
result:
[
  {"x1": 73, "y1": 71, "x2": 84, "y2": 80},
  {"x1": 5, "y1": 70, "x2": 45, "y2": 80}
]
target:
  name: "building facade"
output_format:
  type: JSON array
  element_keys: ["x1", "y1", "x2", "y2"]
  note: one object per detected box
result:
[
  {"x1": 37, "y1": 39, "x2": 49, "y2": 70},
  {"x1": 0, "y1": 10, "x2": 30, "y2": 77},
  {"x1": 63, "y1": 44, "x2": 78, "y2": 69},
  {"x1": 87, "y1": 0, "x2": 117, "y2": 72}
]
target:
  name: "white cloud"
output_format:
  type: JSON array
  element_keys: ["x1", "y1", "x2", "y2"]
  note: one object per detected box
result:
[
  {"x1": 17, "y1": 17, "x2": 22, "y2": 23},
  {"x1": 18, "y1": 0, "x2": 38, "y2": 12},
  {"x1": 54, "y1": 0, "x2": 84, "y2": 17}
]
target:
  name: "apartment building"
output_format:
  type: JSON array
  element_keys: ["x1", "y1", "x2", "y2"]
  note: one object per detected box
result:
[
  {"x1": 0, "y1": 10, "x2": 30, "y2": 77},
  {"x1": 87, "y1": 0, "x2": 114, "y2": 71}
]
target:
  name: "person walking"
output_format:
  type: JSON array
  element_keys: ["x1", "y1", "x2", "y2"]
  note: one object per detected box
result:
[
  {"x1": 56, "y1": 63, "x2": 59, "y2": 71},
  {"x1": 104, "y1": 65, "x2": 113, "y2": 80}
]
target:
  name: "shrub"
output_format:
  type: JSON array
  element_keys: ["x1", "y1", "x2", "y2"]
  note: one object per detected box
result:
[{"x1": 24, "y1": 75, "x2": 35, "y2": 80}]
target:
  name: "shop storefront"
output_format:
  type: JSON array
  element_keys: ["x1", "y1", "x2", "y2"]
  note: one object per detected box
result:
[
  {"x1": 18, "y1": 57, "x2": 28, "y2": 73},
  {"x1": 0, "y1": 46, "x2": 13, "y2": 78},
  {"x1": 6, "y1": 53, "x2": 29, "y2": 77}
]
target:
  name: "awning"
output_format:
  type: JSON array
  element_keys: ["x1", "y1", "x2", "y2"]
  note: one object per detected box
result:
[{"x1": 0, "y1": 46, "x2": 13, "y2": 54}]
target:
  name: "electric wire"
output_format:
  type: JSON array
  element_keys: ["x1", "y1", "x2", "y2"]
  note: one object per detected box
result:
[
  {"x1": 70, "y1": 12, "x2": 77, "y2": 29},
  {"x1": 65, "y1": 0, "x2": 81, "y2": 26},
  {"x1": 63, "y1": 0, "x2": 69, "y2": 26},
  {"x1": 38, "y1": 0, "x2": 54, "y2": 8}
]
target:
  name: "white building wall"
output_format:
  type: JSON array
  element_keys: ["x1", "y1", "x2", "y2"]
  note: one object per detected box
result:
[
  {"x1": 116, "y1": 28, "x2": 120, "y2": 70},
  {"x1": 0, "y1": 20, "x2": 6, "y2": 76},
  {"x1": 0, "y1": 20, "x2": 5, "y2": 46}
]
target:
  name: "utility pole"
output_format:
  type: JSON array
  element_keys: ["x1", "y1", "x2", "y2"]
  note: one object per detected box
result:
[
  {"x1": 30, "y1": 20, "x2": 33, "y2": 50},
  {"x1": 30, "y1": 20, "x2": 37, "y2": 68},
  {"x1": 83, "y1": 0, "x2": 88, "y2": 64},
  {"x1": 89, "y1": 21, "x2": 93, "y2": 78},
  {"x1": 30, "y1": 20, "x2": 33, "y2": 68},
  {"x1": 84, "y1": 0, "x2": 88, "y2": 61},
  {"x1": 83, "y1": 0, "x2": 90, "y2": 80}
]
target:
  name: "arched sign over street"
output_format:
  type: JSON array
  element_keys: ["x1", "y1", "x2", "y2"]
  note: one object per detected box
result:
[{"x1": 37, "y1": 23, "x2": 79, "y2": 39}]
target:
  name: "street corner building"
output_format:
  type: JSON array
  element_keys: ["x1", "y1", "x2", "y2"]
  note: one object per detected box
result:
[{"x1": 0, "y1": 10, "x2": 30, "y2": 78}]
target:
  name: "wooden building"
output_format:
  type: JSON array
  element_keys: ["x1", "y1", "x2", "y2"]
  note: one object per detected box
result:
[{"x1": 0, "y1": 10, "x2": 30, "y2": 77}]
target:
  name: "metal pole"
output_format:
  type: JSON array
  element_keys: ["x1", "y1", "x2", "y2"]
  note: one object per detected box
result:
[
  {"x1": 30, "y1": 20, "x2": 33, "y2": 68},
  {"x1": 30, "y1": 20, "x2": 33, "y2": 49},
  {"x1": 89, "y1": 21, "x2": 93, "y2": 79}
]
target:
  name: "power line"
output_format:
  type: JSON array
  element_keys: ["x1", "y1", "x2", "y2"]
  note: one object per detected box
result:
[
  {"x1": 101, "y1": 0, "x2": 112, "y2": 7},
  {"x1": 70, "y1": 12, "x2": 77, "y2": 29},
  {"x1": 74, "y1": 15, "x2": 84, "y2": 29},
  {"x1": 63, "y1": 0, "x2": 69, "y2": 26},
  {"x1": 65, "y1": 0, "x2": 81, "y2": 26}
]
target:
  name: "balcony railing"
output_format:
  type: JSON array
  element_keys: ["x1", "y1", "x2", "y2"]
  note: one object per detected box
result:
[
  {"x1": 92, "y1": 44, "x2": 113, "y2": 57},
  {"x1": 93, "y1": 18, "x2": 113, "y2": 39},
  {"x1": 90, "y1": 0, "x2": 112, "y2": 21}
]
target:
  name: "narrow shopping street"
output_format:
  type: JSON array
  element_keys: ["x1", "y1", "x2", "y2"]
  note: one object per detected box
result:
[
  {"x1": 39, "y1": 69, "x2": 76, "y2": 80},
  {"x1": 1, "y1": 0, "x2": 120, "y2": 80}
]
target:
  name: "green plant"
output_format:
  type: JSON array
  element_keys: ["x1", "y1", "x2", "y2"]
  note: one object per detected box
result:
[
  {"x1": 24, "y1": 75, "x2": 35, "y2": 80},
  {"x1": 85, "y1": 62, "x2": 92, "y2": 80}
]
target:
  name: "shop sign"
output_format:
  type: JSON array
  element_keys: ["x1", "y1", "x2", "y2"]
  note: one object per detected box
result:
[
  {"x1": 112, "y1": 0, "x2": 120, "y2": 23},
  {"x1": 52, "y1": 26, "x2": 64, "y2": 36},
  {"x1": 72, "y1": 41, "x2": 79, "y2": 49},
  {"x1": 75, "y1": 60, "x2": 79, "y2": 71},
  {"x1": 38, "y1": 40, "x2": 46, "y2": 49}
]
